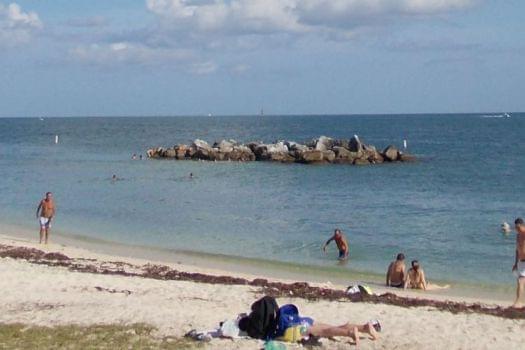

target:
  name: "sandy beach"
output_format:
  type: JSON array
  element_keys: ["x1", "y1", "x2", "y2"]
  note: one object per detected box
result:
[{"x1": 1, "y1": 232, "x2": 524, "y2": 350}]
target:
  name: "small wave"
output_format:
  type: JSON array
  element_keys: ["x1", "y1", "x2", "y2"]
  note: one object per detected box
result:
[{"x1": 480, "y1": 113, "x2": 511, "y2": 118}]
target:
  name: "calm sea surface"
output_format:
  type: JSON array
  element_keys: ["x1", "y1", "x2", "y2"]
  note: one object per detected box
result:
[{"x1": 0, "y1": 114, "x2": 523, "y2": 286}]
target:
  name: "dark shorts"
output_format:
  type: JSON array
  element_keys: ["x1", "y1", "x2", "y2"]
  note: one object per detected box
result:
[
  {"x1": 338, "y1": 250, "x2": 347, "y2": 259},
  {"x1": 390, "y1": 282, "x2": 404, "y2": 288}
]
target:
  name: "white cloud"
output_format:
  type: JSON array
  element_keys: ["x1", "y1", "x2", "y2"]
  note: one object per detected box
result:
[
  {"x1": 0, "y1": 2, "x2": 42, "y2": 46},
  {"x1": 146, "y1": 0, "x2": 475, "y2": 35},
  {"x1": 190, "y1": 60, "x2": 217, "y2": 75},
  {"x1": 69, "y1": 41, "x2": 193, "y2": 66}
]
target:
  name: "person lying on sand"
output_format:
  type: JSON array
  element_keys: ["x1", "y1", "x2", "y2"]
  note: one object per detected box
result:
[
  {"x1": 386, "y1": 253, "x2": 406, "y2": 288},
  {"x1": 239, "y1": 316, "x2": 380, "y2": 347},
  {"x1": 322, "y1": 228, "x2": 349, "y2": 260},
  {"x1": 404, "y1": 260, "x2": 449, "y2": 291}
]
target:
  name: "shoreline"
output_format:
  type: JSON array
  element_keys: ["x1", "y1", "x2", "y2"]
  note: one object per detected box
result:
[
  {"x1": 2, "y1": 231, "x2": 525, "y2": 349},
  {"x1": 0, "y1": 222, "x2": 515, "y2": 305}
]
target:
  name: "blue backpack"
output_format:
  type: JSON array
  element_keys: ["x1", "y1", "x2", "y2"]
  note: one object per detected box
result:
[{"x1": 273, "y1": 304, "x2": 313, "y2": 338}]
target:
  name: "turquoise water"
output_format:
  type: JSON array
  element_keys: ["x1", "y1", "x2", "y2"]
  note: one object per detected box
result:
[{"x1": 0, "y1": 114, "x2": 523, "y2": 286}]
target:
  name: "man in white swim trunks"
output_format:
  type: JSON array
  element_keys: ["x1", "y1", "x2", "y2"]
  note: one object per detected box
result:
[
  {"x1": 512, "y1": 217, "x2": 525, "y2": 307},
  {"x1": 36, "y1": 192, "x2": 55, "y2": 244}
]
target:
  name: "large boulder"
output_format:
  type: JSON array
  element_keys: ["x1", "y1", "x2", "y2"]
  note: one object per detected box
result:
[
  {"x1": 193, "y1": 139, "x2": 212, "y2": 152},
  {"x1": 297, "y1": 150, "x2": 324, "y2": 164},
  {"x1": 353, "y1": 158, "x2": 370, "y2": 165},
  {"x1": 174, "y1": 144, "x2": 188, "y2": 159},
  {"x1": 267, "y1": 142, "x2": 288, "y2": 154},
  {"x1": 254, "y1": 145, "x2": 269, "y2": 160},
  {"x1": 348, "y1": 135, "x2": 363, "y2": 153},
  {"x1": 270, "y1": 152, "x2": 295, "y2": 162},
  {"x1": 333, "y1": 139, "x2": 350, "y2": 149},
  {"x1": 363, "y1": 145, "x2": 384, "y2": 164},
  {"x1": 216, "y1": 140, "x2": 234, "y2": 153},
  {"x1": 315, "y1": 136, "x2": 333, "y2": 152},
  {"x1": 229, "y1": 146, "x2": 255, "y2": 161},
  {"x1": 192, "y1": 139, "x2": 215, "y2": 160},
  {"x1": 322, "y1": 150, "x2": 335, "y2": 163},
  {"x1": 399, "y1": 153, "x2": 417, "y2": 162},
  {"x1": 333, "y1": 146, "x2": 354, "y2": 163},
  {"x1": 164, "y1": 148, "x2": 177, "y2": 158},
  {"x1": 383, "y1": 145, "x2": 400, "y2": 161}
]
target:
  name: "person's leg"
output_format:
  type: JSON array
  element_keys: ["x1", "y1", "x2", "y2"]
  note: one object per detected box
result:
[
  {"x1": 512, "y1": 277, "x2": 525, "y2": 307},
  {"x1": 39, "y1": 226, "x2": 44, "y2": 244},
  {"x1": 44, "y1": 227, "x2": 49, "y2": 244},
  {"x1": 308, "y1": 322, "x2": 378, "y2": 340}
]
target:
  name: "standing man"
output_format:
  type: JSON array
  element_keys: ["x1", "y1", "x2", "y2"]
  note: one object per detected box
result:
[
  {"x1": 36, "y1": 192, "x2": 55, "y2": 244},
  {"x1": 386, "y1": 253, "x2": 406, "y2": 288},
  {"x1": 512, "y1": 217, "x2": 525, "y2": 307},
  {"x1": 323, "y1": 228, "x2": 349, "y2": 260}
]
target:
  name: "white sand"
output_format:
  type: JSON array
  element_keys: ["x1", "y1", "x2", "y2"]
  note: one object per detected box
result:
[{"x1": 1, "y1": 235, "x2": 525, "y2": 349}]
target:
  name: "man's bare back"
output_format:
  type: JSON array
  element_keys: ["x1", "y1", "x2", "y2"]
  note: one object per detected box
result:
[{"x1": 386, "y1": 253, "x2": 406, "y2": 287}]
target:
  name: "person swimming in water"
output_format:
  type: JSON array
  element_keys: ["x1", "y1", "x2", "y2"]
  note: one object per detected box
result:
[{"x1": 322, "y1": 228, "x2": 349, "y2": 260}]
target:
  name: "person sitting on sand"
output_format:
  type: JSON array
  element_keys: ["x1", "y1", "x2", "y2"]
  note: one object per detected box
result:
[
  {"x1": 386, "y1": 253, "x2": 406, "y2": 288},
  {"x1": 322, "y1": 228, "x2": 349, "y2": 260},
  {"x1": 404, "y1": 260, "x2": 450, "y2": 291},
  {"x1": 405, "y1": 260, "x2": 427, "y2": 290}
]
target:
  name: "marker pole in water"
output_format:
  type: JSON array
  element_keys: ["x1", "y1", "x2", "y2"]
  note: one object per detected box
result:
[
  {"x1": 55, "y1": 135, "x2": 59, "y2": 144},
  {"x1": 403, "y1": 139, "x2": 407, "y2": 149}
]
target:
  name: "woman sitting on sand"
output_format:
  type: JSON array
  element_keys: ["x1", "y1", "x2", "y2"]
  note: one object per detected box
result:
[
  {"x1": 405, "y1": 260, "x2": 427, "y2": 290},
  {"x1": 404, "y1": 260, "x2": 449, "y2": 291}
]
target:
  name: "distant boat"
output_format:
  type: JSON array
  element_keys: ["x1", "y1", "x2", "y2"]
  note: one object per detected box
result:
[
  {"x1": 504, "y1": 113, "x2": 511, "y2": 118},
  {"x1": 39, "y1": 117, "x2": 44, "y2": 121},
  {"x1": 260, "y1": 108, "x2": 264, "y2": 116},
  {"x1": 208, "y1": 113, "x2": 212, "y2": 117}
]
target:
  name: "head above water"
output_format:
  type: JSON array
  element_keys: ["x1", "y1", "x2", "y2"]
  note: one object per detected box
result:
[
  {"x1": 396, "y1": 253, "x2": 405, "y2": 261},
  {"x1": 515, "y1": 218, "x2": 524, "y2": 230},
  {"x1": 334, "y1": 228, "x2": 342, "y2": 235},
  {"x1": 45, "y1": 192, "x2": 52, "y2": 200}
]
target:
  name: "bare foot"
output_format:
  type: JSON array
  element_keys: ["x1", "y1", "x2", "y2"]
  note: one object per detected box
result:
[{"x1": 511, "y1": 302, "x2": 523, "y2": 308}]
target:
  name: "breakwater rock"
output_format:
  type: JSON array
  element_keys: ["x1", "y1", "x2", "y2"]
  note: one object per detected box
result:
[{"x1": 146, "y1": 135, "x2": 416, "y2": 165}]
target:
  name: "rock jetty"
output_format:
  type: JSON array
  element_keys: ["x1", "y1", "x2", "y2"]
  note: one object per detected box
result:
[{"x1": 146, "y1": 135, "x2": 416, "y2": 165}]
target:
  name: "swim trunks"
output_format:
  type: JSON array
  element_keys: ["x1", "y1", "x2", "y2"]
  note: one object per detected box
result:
[
  {"x1": 39, "y1": 217, "x2": 51, "y2": 229},
  {"x1": 390, "y1": 282, "x2": 404, "y2": 288},
  {"x1": 517, "y1": 261, "x2": 525, "y2": 278},
  {"x1": 338, "y1": 250, "x2": 347, "y2": 259}
]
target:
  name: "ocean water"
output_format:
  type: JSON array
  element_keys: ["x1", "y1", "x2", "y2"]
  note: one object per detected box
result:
[{"x1": 0, "y1": 114, "x2": 523, "y2": 287}]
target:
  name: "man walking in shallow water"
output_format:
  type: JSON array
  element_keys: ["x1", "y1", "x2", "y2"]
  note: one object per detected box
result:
[
  {"x1": 323, "y1": 228, "x2": 349, "y2": 260},
  {"x1": 36, "y1": 192, "x2": 55, "y2": 244},
  {"x1": 512, "y1": 217, "x2": 525, "y2": 307}
]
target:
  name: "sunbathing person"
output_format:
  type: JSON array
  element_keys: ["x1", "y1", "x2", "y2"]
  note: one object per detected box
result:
[
  {"x1": 286, "y1": 320, "x2": 380, "y2": 347},
  {"x1": 404, "y1": 260, "x2": 449, "y2": 291},
  {"x1": 386, "y1": 253, "x2": 406, "y2": 288}
]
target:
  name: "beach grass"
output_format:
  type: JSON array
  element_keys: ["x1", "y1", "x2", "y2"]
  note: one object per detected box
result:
[{"x1": 0, "y1": 323, "x2": 202, "y2": 350}]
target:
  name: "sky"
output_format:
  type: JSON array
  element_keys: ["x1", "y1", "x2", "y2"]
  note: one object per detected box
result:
[{"x1": 0, "y1": 0, "x2": 524, "y2": 117}]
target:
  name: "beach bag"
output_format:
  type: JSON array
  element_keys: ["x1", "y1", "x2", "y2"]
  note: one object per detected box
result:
[
  {"x1": 243, "y1": 296, "x2": 279, "y2": 339},
  {"x1": 274, "y1": 304, "x2": 314, "y2": 339},
  {"x1": 346, "y1": 284, "x2": 373, "y2": 296}
]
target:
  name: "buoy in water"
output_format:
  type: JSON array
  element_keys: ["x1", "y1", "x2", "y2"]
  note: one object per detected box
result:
[
  {"x1": 55, "y1": 135, "x2": 59, "y2": 144},
  {"x1": 403, "y1": 139, "x2": 407, "y2": 149}
]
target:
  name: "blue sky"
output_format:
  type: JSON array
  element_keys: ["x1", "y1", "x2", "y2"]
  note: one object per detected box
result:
[{"x1": 0, "y1": 0, "x2": 523, "y2": 117}]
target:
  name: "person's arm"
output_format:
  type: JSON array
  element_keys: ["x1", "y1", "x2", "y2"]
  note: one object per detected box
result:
[
  {"x1": 421, "y1": 270, "x2": 427, "y2": 291},
  {"x1": 322, "y1": 236, "x2": 335, "y2": 252},
  {"x1": 401, "y1": 265, "x2": 406, "y2": 284},
  {"x1": 386, "y1": 263, "x2": 392, "y2": 286},
  {"x1": 513, "y1": 236, "x2": 519, "y2": 271},
  {"x1": 404, "y1": 271, "x2": 410, "y2": 289},
  {"x1": 36, "y1": 201, "x2": 42, "y2": 218}
]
